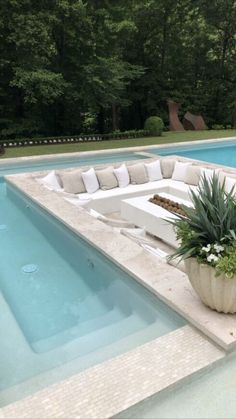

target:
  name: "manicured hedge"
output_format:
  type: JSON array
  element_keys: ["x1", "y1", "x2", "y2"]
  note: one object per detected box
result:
[{"x1": 0, "y1": 130, "x2": 150, "y2": 148}]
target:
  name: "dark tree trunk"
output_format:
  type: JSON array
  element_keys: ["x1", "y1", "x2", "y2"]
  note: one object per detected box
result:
[
  {"x1": 160, "y1": 7, "x2": 169, "y2": 74},
  {"x1": 112, "y1": 103, "x2": 119, "y2": 131},
  {"x1": 214, "y1": 28, "x2": 230, "y2": 121},
  {"x1": 15, "y1": 89, "x2": 24, "y2": 119},
  {"x1": 97, "y1": 107, "x2": 105, "y2": 133}
]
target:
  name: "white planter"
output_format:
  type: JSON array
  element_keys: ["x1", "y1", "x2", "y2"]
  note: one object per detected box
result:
[{"x1": 185, "y1": 257, "x2": 236, "y2": 314}]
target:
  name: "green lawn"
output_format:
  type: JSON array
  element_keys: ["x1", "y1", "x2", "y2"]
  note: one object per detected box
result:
[{"x1": 1, "y1": 129, "x2": 236, "y2": 159}]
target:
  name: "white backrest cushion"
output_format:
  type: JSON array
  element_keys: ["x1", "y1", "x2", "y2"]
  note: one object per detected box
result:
[
  {"x1": 200, "y1": 167, "x2": 220, "y2": 183},
  {"x1": 184, "y1": 165, "x2": 201, "y2": 186},
  {"x1": 200, "y1": 167, "x2": 214, "y2": 182},
  {"x1": 113, "y1": 164, "x2": 130, "y2": 188},
  {"x1": 81, "y1": 168, "x2": 99, "y2": 194},
  {"x1": 37, "y1": 170, "x2": 62, "y2": 191},
  {"x1": 144, "y1": 160, "x2": 163, "y2": 181},
  {"x1": 200, "y1": 168, "x2": 220, "y2": 189},
  {"x1": 219, "y1": 170, "x2": 236, "y2": 187},
  {"x1": 160, "y1": 159, "x2": 175, "y2": 178},
  {"x1": 127, "y1": 163, "x2": 148, "y2": 184},
  {"x1": 225, "y1": 176, "x2": 236, "y2": 194},
  {"x1": 60, "y1": 170, "x2": 86, "y2": 194},
  {"x1": 172, "y1": 161, "x2": 191, "y2": 182}
]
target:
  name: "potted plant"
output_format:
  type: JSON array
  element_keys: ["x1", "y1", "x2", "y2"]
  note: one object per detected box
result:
[{"x1": 169, "y1": 174, "x2": 236, "y2": 313}]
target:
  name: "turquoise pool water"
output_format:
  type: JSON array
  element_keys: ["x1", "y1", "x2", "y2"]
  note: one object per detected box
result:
[
  {"x1": 150, "y1": 139, "x2": 236, "y2": 167},
  {"x1": 0, "y1": 182, "x2": 185, "y2": 407},
  {"x1": 0, "y1": 151, "x2": 145, "y2": 176}
]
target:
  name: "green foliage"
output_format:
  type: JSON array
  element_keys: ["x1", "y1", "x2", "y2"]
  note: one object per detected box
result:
[
  {"x1": 215, "y1": 244, "x2": 236, "y2": 278},
  {"x1": 0, "y1": 0, "x2": 235, "y2": 137},
  {"x1": 144, "y1": 116, "x2": 164, "y2": 136},
  {"x1": 169, "y1": 174, "x2": 236, "y2": 277},
  {"x1": 211, "y1": 124, "x2": 226, "y2": 130},
  {"x1": 10, "y1": 70, "x2": 67, "y2": 105}
]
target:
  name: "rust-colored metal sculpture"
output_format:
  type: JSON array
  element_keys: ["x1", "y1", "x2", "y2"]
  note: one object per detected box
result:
[
  {"x1": 183, "y1": 111, "x2": 207, "y2": 130},
  {"x1": 167, "y1": 99, "x2": 185, "y2": 131}
]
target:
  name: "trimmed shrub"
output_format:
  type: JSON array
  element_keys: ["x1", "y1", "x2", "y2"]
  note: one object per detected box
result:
[
  {"x1": 211, "y1": 124, "x2": 225, "y2": 130},
  {"x1": 144, "y1": 116, "x2": 164, "y2": 136}
]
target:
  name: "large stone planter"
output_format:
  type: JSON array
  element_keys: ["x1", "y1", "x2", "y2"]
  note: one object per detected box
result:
[{"x1": 185, "y1": 257, "x2": 236, "y2": 314}]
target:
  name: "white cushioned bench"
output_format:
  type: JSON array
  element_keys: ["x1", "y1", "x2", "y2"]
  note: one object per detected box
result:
[
  {"x1": 37, "y1": 156, "x2": 232, "y2": 215},
  {"x1": 79, "y1": 179, "x2": 195, "y2": 213}
]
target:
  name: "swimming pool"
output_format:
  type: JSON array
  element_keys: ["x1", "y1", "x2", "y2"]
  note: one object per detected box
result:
[
  {"x1": 0, "y1": 181, "x2": 185, "y2": 407},
  {"x1": 0, "y1": 151, "x2": 146, "y2": 176},
  {"x1": 149, "y1": 139, "x2": 236, "y2": 168}
]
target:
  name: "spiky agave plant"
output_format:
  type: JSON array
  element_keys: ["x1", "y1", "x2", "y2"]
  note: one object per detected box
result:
[{"x1": 169, "y1": 173, "x2": 236, "y2": 261}]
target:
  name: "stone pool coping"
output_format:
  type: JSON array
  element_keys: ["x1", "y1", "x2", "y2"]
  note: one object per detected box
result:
[{"x1": 0, "y1": 166, "x2": 233, "y2": 418}]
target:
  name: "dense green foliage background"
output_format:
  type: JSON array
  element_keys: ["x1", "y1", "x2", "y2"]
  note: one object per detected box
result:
[{"x1": 0, "y1": 0, "x2": 235, "y2": 138}]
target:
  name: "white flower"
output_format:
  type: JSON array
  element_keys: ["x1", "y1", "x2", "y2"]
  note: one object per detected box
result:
[
  {"x1": 207, "y1": 254, "x2": 219, "y2": 263},
  {"x1": 202, "y1": 244, "x2": 211, "y2": 252},
  {"x1": 213, "y1": 244, "x2": 224, "y2": 253}
]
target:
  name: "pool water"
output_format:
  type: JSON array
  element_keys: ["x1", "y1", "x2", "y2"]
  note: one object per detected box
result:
[
  {"x1": 150, "y1": 139, "x2": 236, "y2": 168},
  {"x1": 0, "y1": 151, "x2": 145, "y2": 176},
  {"x1": 0, "y1": 182, "x2": 185, "y2": 407}
]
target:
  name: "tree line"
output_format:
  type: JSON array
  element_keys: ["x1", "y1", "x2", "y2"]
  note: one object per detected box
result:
[{"x1": 0, "y1": 0, "x2": 235, "y2": 139}]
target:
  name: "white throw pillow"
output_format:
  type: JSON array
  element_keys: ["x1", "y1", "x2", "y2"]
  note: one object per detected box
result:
[
  {"x1": 37, "y1": 170, "x2": 62, "y2": 191},
  {"x1": 144, "y1": 160, "x2": 163, "y2": 181},
  {"x1": 225, "y1": 176, "x2": 236, "y2": 194},
  {"x1": 172, "y1": 161, "x2": 191, "y2": 182},
  {"x1": 113, "y1": 164, "x2": 130, "y2": 188},
  {"x1": 81, "y1": 168, "x2": 99, "y2": 194}
]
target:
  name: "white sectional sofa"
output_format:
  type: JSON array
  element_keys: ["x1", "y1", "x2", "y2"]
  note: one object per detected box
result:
[
  {"x1": 76, "y1": 179, "x2": 194, "y2": 213},
  {"x1": 36, "y1": 155, "x2": 236, "y2": 215}
]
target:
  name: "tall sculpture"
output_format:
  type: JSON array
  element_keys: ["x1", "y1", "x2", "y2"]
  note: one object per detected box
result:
[
  {"x1": 167, "y1": 99, "x2": 185, "y2": 131},
  {"x1": 183, "y1": 111, "x2": 207, "y2": 130}
]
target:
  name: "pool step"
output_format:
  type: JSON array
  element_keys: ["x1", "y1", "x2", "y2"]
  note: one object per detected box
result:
[
  {"x1": 32, "y1": 306, "x2": 128, "y2": 353},
  {"x1": 0, "y1": 320, "x2": 162, "y2": 407},
  {"x1": 32, "y1": 309, "x2": 149, "y2": 355}
]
